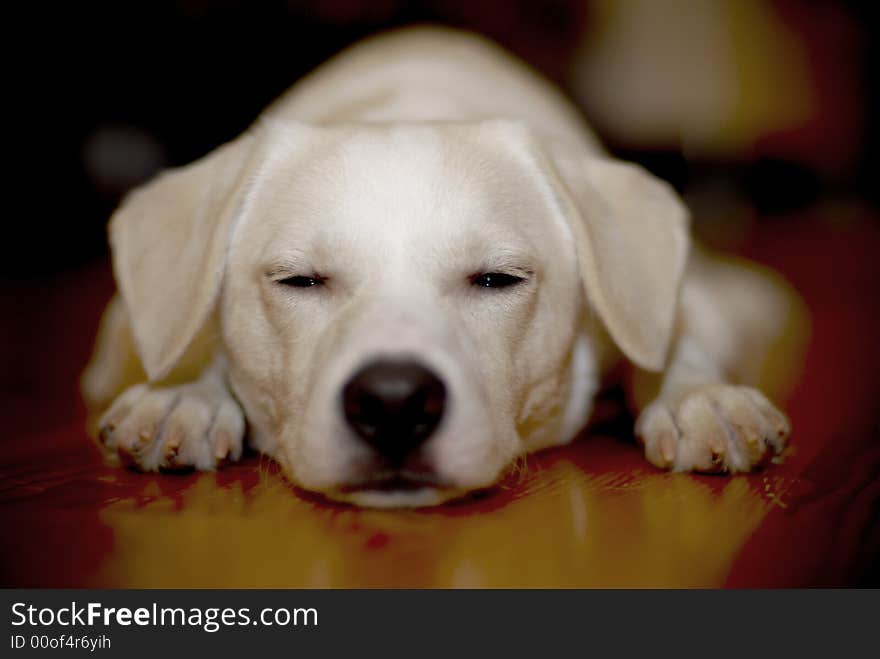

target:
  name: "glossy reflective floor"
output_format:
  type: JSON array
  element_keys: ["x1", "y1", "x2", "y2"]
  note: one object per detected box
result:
[{"x1": 2, "y1": 214, "x2": 878, "y2": 587}]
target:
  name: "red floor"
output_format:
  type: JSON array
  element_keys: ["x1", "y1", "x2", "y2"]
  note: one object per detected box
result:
[{"x1": 1, "y1": 208, "x2": 878, "y2": 587}]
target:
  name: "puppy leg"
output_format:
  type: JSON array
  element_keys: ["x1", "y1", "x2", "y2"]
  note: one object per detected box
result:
[
  {"x1": 632, "y1": 252, "x2": 802, "y2": 473},
  {"x1": 97, "y1": 357, "x2": 245, "y2": 471},
  {"x1": 634, "y1": 342, "x2": 790, "y2": 472},
  {"x1": 81, "y1": 296, "x2": 147, "y2": 418}
]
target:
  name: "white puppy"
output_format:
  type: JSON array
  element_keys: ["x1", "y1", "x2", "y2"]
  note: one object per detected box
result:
[{"x1": 83, "y1": 27, "x2": 798, "y2": 507}]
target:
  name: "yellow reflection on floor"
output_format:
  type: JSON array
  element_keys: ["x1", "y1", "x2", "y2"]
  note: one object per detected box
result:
[{"x1": 93, "y1": 455, "x2": 786, "y2": 588}]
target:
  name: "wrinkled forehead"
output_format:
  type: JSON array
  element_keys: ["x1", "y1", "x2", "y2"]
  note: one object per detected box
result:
[{"x1": 239, "y1": 123, "x2": 558, "y2": 261}]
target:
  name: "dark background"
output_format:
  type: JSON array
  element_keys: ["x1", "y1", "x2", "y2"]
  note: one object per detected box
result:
[{"x1": 6, "y1": 0, "x2": 879, "y2": 278}]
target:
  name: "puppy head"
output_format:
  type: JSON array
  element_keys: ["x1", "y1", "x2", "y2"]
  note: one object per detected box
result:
[{"x1": 110, "y1": 120, "x2": 688, "y2": 507}]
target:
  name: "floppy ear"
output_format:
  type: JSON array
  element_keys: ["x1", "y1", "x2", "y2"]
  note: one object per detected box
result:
[
  {"x1": 552, "y1": 152, "x2": 690, "y2": 371},
  {"x1": 109, "y1": 135, "x2": 257, "y2": 382}
]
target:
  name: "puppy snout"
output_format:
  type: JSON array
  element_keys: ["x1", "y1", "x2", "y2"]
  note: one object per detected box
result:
[{"x1": 341, "y1": 360, "x2": 446, "y2": 465}]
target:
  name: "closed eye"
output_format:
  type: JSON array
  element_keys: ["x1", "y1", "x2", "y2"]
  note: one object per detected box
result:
[
  {"x1": 276, "y1": 274, "x2": 327, "y2": 288},
  {"x1": 469, "y1": 272, "x2": 527, "y2": 289}
]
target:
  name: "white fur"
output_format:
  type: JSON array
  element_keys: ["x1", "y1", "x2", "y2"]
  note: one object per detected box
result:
[{"x1": 83, "y1": 27, "x2": 797, "y2": 507}]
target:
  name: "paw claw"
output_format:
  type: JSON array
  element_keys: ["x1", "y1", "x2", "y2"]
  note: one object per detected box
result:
[
  {"x1": 164, "y1": 442, "x2": 179, "y2": 461},
  {"x1": 213, "y1": 433, "x2": 230, "y2": 461},
  {"x1": 659, "y1": 433, "x2": 677, "y2": 465},
  {"x1": 98, "y1": 425, "x2": 114, "y2": 446},
  {"x1": 116, "y1": 445, "x2": 139, "y2": 470}
]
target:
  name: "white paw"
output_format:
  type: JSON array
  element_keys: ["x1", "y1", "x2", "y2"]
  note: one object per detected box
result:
[
  {"x1": 98, "y1": 382, "x2": 245, "y2": 471},
  {"x1": 635, "y1": 384, "x2": 790, "y2": 473}
]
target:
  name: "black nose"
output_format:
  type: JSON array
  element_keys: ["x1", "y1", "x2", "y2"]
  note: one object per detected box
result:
[{"x1": 342, "y1": 360, "x2": 447, "y2": 464}]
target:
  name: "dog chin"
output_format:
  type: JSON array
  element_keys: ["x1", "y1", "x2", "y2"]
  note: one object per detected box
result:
[{"x1": 330, "y1": 485, "x2": 464, "y2": 509}]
